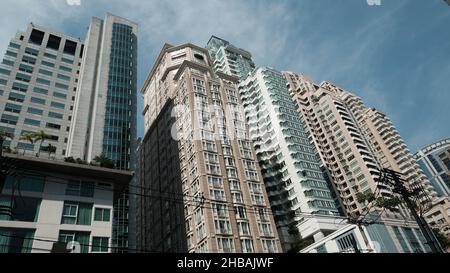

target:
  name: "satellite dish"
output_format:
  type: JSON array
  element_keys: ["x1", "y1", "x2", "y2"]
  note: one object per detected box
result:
[{"x1": 66, "y1": 241, "x2": 81, "y2": 253}]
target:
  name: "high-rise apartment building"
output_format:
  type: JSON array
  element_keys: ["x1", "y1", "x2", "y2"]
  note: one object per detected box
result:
[
  {"x1": 206, "y1": 36, "x2": 256, "y2": 81},
  {"x1": 283, "y1": 71, "x2": 435, "y2": 252},
  {"x1": 67, "y1": 14, "x2": 137, "y2": 253},
  {"x1": 138, "y1": 42, "x2": 281, "y2": 253},
  {"x1": 414, "y1": 138, "x2": 450, "y2": 197},
  {"x1": 0, "y1": 23, "x2": 83, "y2": 158},
  {"x1": 238, "y1": 67, "x2": 344, "y2": 251},
  {"x1": 415, "y1": 138, "x2": 450, "y2": 247},
  {"x1": 67, "y1": 14, "x2": 138, "y2": 171},
  {"x1": 206, "y1": 36, "x2": 346, "y2": 251}
]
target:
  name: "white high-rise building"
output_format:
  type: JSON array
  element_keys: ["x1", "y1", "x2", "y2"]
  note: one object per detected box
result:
[
  {"x1": 0, "y1": 23, "x2": 83, "y2": 158},
  {"x1": 238, "y1": 67, "x2": 345, "y2": 251}
]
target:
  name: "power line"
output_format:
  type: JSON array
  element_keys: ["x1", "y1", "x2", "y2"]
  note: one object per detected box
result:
[{"x1": 0, "y1": 233, "x2": 158, "y2": 253}]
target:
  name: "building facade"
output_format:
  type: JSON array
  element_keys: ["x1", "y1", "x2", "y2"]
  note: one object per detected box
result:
[
  {"x1": 414, "y1": 138, "x2": 450, "y2": 197},
  {"x1": 283, "y1": 71, "x2": 436, "y2": 252},
  {"x1": 238, "y1": 67, "x2": 345, "y2": 251},
  {"x1": 0, "y1": 154, "x2": 131, "y2": 253},
  {"x1": 67, "y1": 14, "x2": 138, "y2": 171},
  {"x1": 138, "y1": 43, "x2": 281, "y2": 253},
  {"x1": 0, "y1": 23, "x2": 83, "y2": 158},
  {"x1": 0, "y1": 14, "x2": 137, "y2": 254},
  {"x1": 415, "y1": 138, "x2": 450, "y2": 247},
  {"x1": 205, "y1": 36, "x2": 255, "y2": 81},
  {"x1": 300, "y1": 223, "x2": 432, "y2": 253}
]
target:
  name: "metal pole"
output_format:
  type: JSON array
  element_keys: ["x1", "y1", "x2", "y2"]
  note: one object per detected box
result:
[{"x1": 385, "y1": 169, "x2": 444, "y2": 253}]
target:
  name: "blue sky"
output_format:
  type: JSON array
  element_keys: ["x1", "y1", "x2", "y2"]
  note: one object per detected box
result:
[{"x1": 0, "y1": 0, "x2": 449, "y2": 152}]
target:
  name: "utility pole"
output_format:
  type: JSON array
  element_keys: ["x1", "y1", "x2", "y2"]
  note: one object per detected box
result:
[{"x1": 381, "y1": 168, "x2": 444, "y2": 253}]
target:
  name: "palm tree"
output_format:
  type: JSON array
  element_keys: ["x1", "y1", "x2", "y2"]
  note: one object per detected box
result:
[
  {"x1": 0, "y1": 129, "x2": 14, "y2": 157},
  {"x1": 93, "y1": 154, "x2": 116, "y2": 169},
  {"x1": 46, "y1": 143, "x2": 56, "y2": 159},
  {"x1": 19, "y1": 133, "x2": 34, "y2": 155},
  {"x1": 32, "y1": 130, "x2": 49, "y2": 157}
]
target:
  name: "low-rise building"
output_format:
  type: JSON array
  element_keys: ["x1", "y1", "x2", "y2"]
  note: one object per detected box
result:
[{"x1": 0, "y1": 153, "x2": 131, "y2": 253}]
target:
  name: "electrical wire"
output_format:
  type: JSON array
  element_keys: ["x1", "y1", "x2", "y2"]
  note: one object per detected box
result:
[{"x1": 0, "y1": 233, "x2": 158, "y2": 253}]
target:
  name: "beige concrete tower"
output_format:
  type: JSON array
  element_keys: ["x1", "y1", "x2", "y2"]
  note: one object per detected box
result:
[
  {"x1": 283, "y1": 71, "x2": 434, "y2": 253},
  {"x1": 138, "y1": 43, "x2": 281, "y2": 253}
]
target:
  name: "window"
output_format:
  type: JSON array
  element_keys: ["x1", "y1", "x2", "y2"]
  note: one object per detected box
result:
[
  {"x1": 0, "y1": 196, "x2": 41, "y2": 222},
  {"x1": 25, "y1": 47, "x2": 39, "y2": 56},
  {"x1": 3, "y1": 59, "x2": 14, "y2": 66},
  {"x1": 29, "y1": 29, "x2": 45, "y2": 45},
  {"x1": 9, "y1": 42, "x2": 21, "y2": 49},
  {"x1": 58, "y1": 231, "x2": 90, "y2": 253},
  {"x1": 46, "y1": 35, "x2": 61, "y2": 50},
  {"x1": 6, "y1": 51, "x2": 18, "y2": 58},
  {"x1": 214, "y1": 219, "x2": 231, "y2": 234},
  {"x1": 44, "y1": 53, "x2": 57, "y2": 59},
  {"x1": 27, "y1": 107, "x2": 43, "y2": 116},
  {"x1": 262, "y1": 240, "x2": 277, "y2": 253},
  {"x1": 241, "y1": 239, "x2": 254, "y2": 253},
  {"x1": 59, "y1": 66, "x2": 72, "y2": 72},
  {"x1": 51, "y1": 101, "x2": 65, "y2": 109},
  {"x1": 208, "y1": 176, "x2": 223, "y2": 188},
  {"x1": 53, "y1": 92, "x2": 67, "y2": 99},
  {"x1": 65, "y1": 180, "x2": 95, "y2": 197},
  {"x1": 61, "y1": 202, "x2": 78, "y2": 224},
  {"x1": 30, "y1": 97, "x2": 46, "y2": 105},
  {"x1": 235, "y1": 206, "x2": 247, "y2": 219},
  {"x1": 64, "y1": 40, "x2": 77, "y2": 56},
  {"x1": 22, "y1": 55, "x2": 36, "y2": 65},
  {"x1": 61, "y1": 58, "x2": 74, "y2": 64},
  {"x1": 46, "y1": 122, "x2": 61, "y2": 130},
  {"x1": 217, "y1": 238, "x2": 234, "y2": 253},
  {"x1": 39, "y1": 69, "x2": 53, "y2": 76},
  {"x1": 1, "y1": 114, "x2": 19, "y2": 125},
  {"x1": 0, "y1": 228, "x2": 35, "y2": 253},
  {"x1": 55, "y1": 83, "x2": 69, "y2": 90},
  {"x1": 57, "y1": 74, "x2": 71, "y2": 81},
  {"x1": 8, "y1": 92, "x2": 25, "y2": 102},
  {"x1": 12, "y1": 82, "x2": 28, "y2": 93},
  {"x1": 3, "y1": 175, "x2": 45, "y2": 192},
  {"x1": 33, "y1": 87, "x2": 48, "y2": 95},
  {"x1": 15, "y1": 73, "x2": 31, "y2": 83},
  {"x1": 237, "y1": 221, "x2": 251, "y2": 236},
  {"x1": 36, "y1": 78, "x2": 51, "y2": 85},
  {"x1": 4, "y1": 103, "x2": 21, "y2": 114},
  {"x1": 61, "y1": 201, "x2": 93, "y2": 226},
  {"x1": 41, "y1": 60, "x2": 55, "y2": 68},
  {"x1": 19, "y1": 64, "x2": 33, "y2": 73},
  {"x1": 0, "y1": 68, "x2": 11, "y2": 76},
  {"x1": 258, "y1": 223, "x2": 273, "y2": 236},
  {"x1": 94, "y1": 208, "x2": 111, "y2": 222},
  {"x1": 92, "y1": 237, "x2": 109, "y2": 253},
  {"x1": 48, "y1": 112, "x2": 63, "y2": 119}
]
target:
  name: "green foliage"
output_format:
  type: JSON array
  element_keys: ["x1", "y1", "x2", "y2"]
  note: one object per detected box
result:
[
  {"x1": 433, "y1": 229, "x2": 450, "y2": 250},
  {"x1": 64, "y1": 157, "x2": 76, "y2": 163},
  {"x1": 288, "y1": 237, "x2": 315, "y2": 253},
  {"x1": 93, "y1": 154, "x2": 115, "y2": 169}
]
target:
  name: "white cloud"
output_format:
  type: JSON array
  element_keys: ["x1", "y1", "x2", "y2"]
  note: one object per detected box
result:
[{"x1": 66, "y1": 0, "x2": 81, "y2": 6}]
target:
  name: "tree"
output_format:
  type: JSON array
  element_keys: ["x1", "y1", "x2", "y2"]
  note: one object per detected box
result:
[
  {"x1": 433, "y1": 228, "x2": 450, "y2": 251},
  {"x1": 93, "y1": 154, "x2": 115, "y2": 169},
  {"x1": 44, "y1": 143, "x2": 56, "y2": 159},
  {"x1": 19, "y1": 133, "x2": 34, "y2": 155},
  {"x1": 64, "y1": 157, "x2": 76, "y2": 163},
  {"x1": 0, "y1": 129, "x2": 14, "y2": 157},
  {"x1": 32, "y1": 130, "x2": 49, "y2": 157}
]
